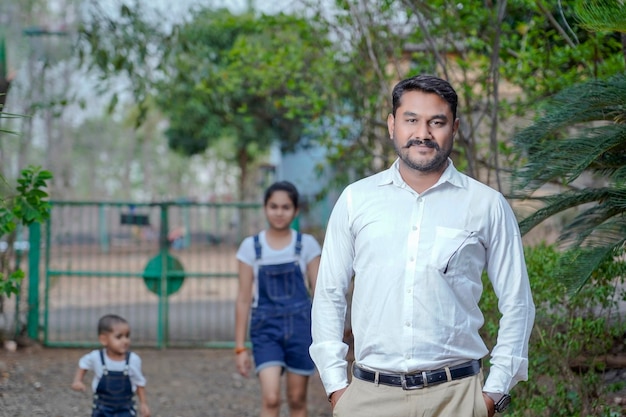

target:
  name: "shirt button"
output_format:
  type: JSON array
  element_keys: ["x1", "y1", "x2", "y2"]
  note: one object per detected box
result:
[
  {"x1": 407, "y1": 288, "x2": 412, "y2": 293},
  {"x1": 405, "y1": 353, "x2": 411, "y2": 359},
  {"x1": 405, "y1": 321, "x2": 411, "y2": 327},
  {"x1": 412, "y1": 225, "x2": 417, "y2": 231},
  {"x1": 410, "y1": 257, "x2": 415, "y2": 262}
]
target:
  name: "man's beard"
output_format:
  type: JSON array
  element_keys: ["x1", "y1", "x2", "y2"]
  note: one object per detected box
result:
[{"x1": 393, "y1": 137, "x2": 452, "y2": 173}]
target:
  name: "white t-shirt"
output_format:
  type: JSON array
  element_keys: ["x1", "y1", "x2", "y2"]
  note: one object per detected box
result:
[
  {"x1": 78, "y1": 349, "x2": 147, "y2": 393},
  {"x1": 236, "y1": 229, "x2": 321, "y2": 307}
]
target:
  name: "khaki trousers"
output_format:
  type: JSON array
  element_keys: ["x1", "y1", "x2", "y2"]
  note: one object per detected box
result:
[{"x1": 333, "y1": 369, "x2": 488, "y2": 417}]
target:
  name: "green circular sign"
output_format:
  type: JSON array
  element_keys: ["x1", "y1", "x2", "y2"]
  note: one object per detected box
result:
[{"x1": 142, "y1": 253, "x2": 185, "y2": 296}]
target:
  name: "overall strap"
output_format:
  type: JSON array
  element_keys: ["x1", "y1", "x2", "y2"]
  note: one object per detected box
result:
[
  {"x1": 253, "y1": 234, "x2": 262, "y2": 260},
  {"x1": 294, "y1": 232, "x2": 302, "y2": 256},
  {"x1": 99, "y1": 349, "x2": 109, "y2": 375},
  {"x1": 99, "y1": 350, "x2": 131, "y2": 374},
  {"x1": 124, "y1": 351, "x2": 131, "y2": 375}
]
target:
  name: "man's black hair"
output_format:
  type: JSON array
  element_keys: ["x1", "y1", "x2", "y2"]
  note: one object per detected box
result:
[{"x1": 391, "y1": 74, "x2": 458, "y2": 120}]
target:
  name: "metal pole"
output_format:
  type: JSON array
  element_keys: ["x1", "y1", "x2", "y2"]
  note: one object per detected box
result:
[
  {"x1": 158, "y1": 204, "x2": 170, "y2": 349},
  {"x1": 0, "y1": 34, "x2": 6, "y2": 79},
  {"x1": 98, "y1": 204, "x2": 109, "y2": 253},
  {"x1": 27, "y1": 222, "x2": 41, "y2": 340}
]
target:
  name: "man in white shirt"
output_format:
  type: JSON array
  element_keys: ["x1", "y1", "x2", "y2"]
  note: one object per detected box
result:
[{"x1": 310, "y1": 74, "x2": 535, "y2": 417}]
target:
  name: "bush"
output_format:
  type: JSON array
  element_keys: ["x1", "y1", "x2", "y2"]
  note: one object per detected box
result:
[
  {"x1": 480, "y1": 243, "x2": 626, "y2": 417},
  {"x1": 0, "y1": 166, "x2": 52, "y2": 297}
]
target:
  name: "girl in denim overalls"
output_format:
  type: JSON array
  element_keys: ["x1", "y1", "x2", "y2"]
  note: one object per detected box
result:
[{"x1": 235, "y1": 181, "x2": 321, "y2": 417}]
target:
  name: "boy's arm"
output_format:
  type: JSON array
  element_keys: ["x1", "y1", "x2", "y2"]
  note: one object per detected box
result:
[
  {"x1": 135, "y1": 386, "x2": 150, "y2": 417},
  {"x1": 71, "y1": 368, "x2": 87, "y2": 391}
]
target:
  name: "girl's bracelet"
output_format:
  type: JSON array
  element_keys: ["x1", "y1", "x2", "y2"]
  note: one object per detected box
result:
[{"x1": 234, "y1": 347, "x2": 248, "y2": 355}]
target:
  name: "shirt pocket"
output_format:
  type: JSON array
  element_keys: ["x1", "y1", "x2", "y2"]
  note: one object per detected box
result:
[{"x1": 429, "y1": 227, "x2": 477, "y2": 276}]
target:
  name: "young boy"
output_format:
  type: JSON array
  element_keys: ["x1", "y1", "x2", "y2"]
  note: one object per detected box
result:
[{"x1": 71, "y1": 314, "x2": 151, "y2": 417}]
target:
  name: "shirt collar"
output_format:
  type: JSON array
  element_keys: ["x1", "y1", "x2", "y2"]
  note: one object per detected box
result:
[{"x1": 377, "y1": 158, "x2": 466, "y2": 190}]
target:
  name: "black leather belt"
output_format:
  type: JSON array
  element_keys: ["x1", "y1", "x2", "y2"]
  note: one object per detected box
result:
[{"x1": 352, "y1": 359, "x2": 481, "y2": 390}]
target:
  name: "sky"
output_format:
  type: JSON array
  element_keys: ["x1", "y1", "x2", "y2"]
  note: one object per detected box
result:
[{"x1": 119, "y1": 0, "x2": 303, "y2": 23}]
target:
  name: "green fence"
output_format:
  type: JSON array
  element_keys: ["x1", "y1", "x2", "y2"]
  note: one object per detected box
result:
[{"x1": 24, "y1": 200, "x2": 264, "y2": 348}]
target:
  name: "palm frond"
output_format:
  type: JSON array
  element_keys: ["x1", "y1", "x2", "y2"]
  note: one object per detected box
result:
[
  {"x1": 516, "y1": 75, "x2": 626, "y2": 144},
  {"x1": 568, "y1": 213, "x2": 626, "y2": 248},
  {"x1": 601, "y1": 164, "x2": 626, "y2": 184},
  {"x1": 516, "y1": 124, "x2": 626, "y2": 189},
  {"x1": 517, "y1": 188, "x2": 615, "y2": 235},
  {"x1": 558, "y1": 245, "x2": 620, "y2": 294},
  {"x1": 0, "y1": 106, "x2": 26, "y2": 134},
  {"x1": 573, "y1": 0, "x2": 626, "y2": 33},
  {"x1": 560, "y1": 201, "x2": 626, "y2": 246},
  {"x1": 513, "y1": 73, "x2": 626, "y2": 190}
]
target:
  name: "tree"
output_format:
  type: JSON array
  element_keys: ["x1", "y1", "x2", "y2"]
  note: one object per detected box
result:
[
  {"x1": 77, "y1": 0, "x2": 625, "y2": 203},
  {"x1": 512, "y1": 0, "x2": 626, "y2": 293},
  {"x1": 77, "y1": 0, "x2": 169, "y2": 125},
  {"x1": 155, "y1": 7, "x2": 339, "y2": 199},
  {"x1": 0, "y1": 0, "x2": 78, "y2": 199},
  {"x1": 1, "y1": 33, "x2": 52, "y2": 317},
  {"x1": 303, "y1": 0, "x2": 625, "y2": 193},
  {"x1": 78, "y1": 3, "x2": 343, "y2": 199},
  {"x1": 302, "y1": 0, "x2": 408, "y2": 189},
  {"x1": 0, "y1": 0, "x2": 54, "y2": 304}
]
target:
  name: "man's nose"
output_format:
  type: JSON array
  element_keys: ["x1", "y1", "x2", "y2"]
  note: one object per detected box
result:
[{"x1": 414, "y1": 120, "x2": 432, "y2": 139}]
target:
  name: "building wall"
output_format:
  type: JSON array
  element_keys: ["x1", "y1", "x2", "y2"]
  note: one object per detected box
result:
[{"x1": 275, "y1": 144, "x2": 336, "y2": 237}]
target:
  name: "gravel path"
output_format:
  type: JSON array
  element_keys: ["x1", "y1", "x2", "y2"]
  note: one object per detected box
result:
[{"x1": 0, "y1": 344, "x2": 332, "y2": 417}]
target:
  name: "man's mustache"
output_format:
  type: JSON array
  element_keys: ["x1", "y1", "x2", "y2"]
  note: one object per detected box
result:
[{"x1": 403, "y1": 139, "x2": 438, "y2": 149}]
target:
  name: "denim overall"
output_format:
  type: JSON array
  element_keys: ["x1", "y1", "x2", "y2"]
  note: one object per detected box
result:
[
  {"x1": 92, "y1": 350, "x2": 135, "y2": 417},
  {"x1": 249, "y1": 232, "x2": 315, "y2": 374}
]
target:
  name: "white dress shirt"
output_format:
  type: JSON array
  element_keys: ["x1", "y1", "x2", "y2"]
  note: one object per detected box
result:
[{"x1": 310, "y1": 159, "x2": 535, "y2": 397}]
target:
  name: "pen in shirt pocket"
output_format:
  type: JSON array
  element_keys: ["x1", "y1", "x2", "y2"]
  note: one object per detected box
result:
[{"x1": 443, "y1": 231, "x2": 477, "y2": 274}]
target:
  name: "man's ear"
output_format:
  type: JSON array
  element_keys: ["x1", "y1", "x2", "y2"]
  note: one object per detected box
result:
[
  {"x1": 453, "y1": 118, "x2": 460, "y2": 137},
  {"x1": 387, "y1": 113, "x2": 395, "y2": 140}
]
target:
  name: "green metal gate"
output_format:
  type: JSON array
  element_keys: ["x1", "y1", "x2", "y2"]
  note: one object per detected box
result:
[{"x1": 29, "y1": 201, "x2": 263, "y2": 348}]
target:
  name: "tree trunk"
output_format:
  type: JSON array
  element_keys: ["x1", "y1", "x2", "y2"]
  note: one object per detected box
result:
[
  {"x1": 237, "y1": 146, "x2": 248, "y2": 202},
  {"x1": 0, "y1": 77, "x2": 10, "y2": 111}
]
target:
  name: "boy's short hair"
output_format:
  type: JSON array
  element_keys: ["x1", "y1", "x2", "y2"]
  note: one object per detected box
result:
[{"x1": 97, "y1": 314, "x2": 128, "y2": 335}]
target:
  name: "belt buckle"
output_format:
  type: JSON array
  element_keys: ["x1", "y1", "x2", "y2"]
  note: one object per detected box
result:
[{"x1": 400, "y1": 372, "x2": 424, "y2": 390}]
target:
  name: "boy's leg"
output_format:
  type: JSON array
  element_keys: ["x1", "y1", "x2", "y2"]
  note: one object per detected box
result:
[
  {"x1": 286, "y1": 373, "x2": 309, "y2": 417},
  {"x1": 258, "y1": 366, "x2": 283, "y2": 417}
]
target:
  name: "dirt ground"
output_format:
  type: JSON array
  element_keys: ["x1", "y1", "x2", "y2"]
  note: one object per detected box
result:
[{"x1": 0, "y1": 344, "x2": 332, "y2": 417}]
